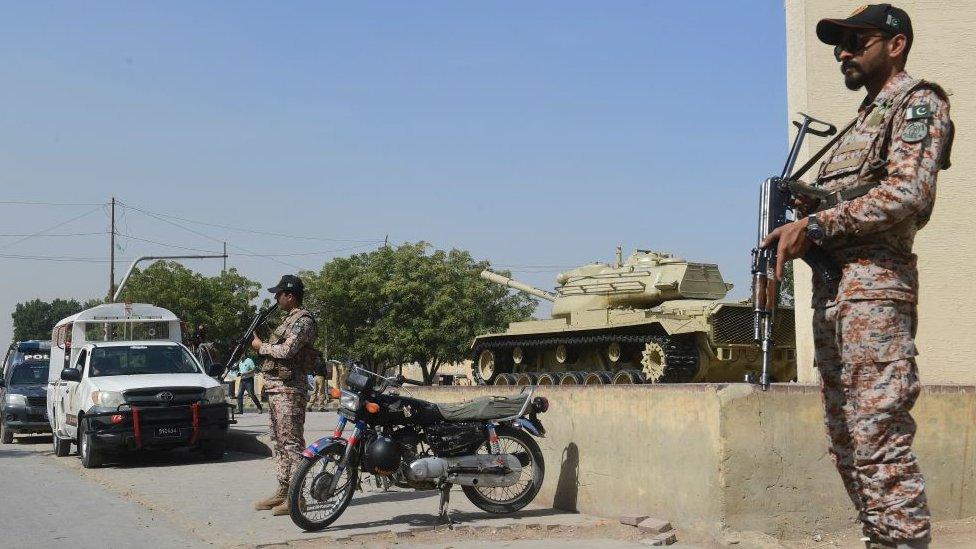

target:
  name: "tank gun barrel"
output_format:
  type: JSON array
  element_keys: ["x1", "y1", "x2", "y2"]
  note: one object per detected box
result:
[{"x1": 481, "y1": 270, "x2": 555, "y2": 302}]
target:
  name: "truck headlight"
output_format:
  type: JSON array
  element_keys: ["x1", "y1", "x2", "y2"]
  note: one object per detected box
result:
[
  {"x1": 90, "y1": 391, "x2": 125, "y2": 408},
  {"x1": 3, "y1": 394, "x2": 27, "y2": 406},
  {"x1": 339, "y1": 390, "x2": 360, "y2": 412},
  {"x1": 204, "y1": 386, "x2": 225, "y2": 404}
]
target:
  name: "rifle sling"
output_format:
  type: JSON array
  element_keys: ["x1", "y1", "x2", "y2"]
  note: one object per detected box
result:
[{"x1": 789, "y1": 116, "x2": 858, "y2": 181}]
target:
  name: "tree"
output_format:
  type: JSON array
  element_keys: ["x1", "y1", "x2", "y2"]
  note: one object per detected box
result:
[
  {"x1": 303, "y1": 243, "x2": 535, "y2": 384},
  {"x1": 11, "y1": 298, "x2": 96, "y2": 342},
  {"x1": 118, "y1": 262, "x2": 261, "y2": 358}
]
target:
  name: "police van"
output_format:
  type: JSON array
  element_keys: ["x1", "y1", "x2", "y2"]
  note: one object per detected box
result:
[
  {"x1": 48, "y1": 303, "x2": 232, "y2": 468},
  {"x1": 1, "y1": 341, "x2": 52, "y2": 443}
]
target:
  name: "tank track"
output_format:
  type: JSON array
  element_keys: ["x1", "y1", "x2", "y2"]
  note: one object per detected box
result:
[{"x1": 472, "y1": 333, "x2": 699, "y2": 385}]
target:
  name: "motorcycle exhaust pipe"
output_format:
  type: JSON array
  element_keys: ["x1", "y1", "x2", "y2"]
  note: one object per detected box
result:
[{"x1": 406, "y1": 455, "x2": 522, "y2": 488}]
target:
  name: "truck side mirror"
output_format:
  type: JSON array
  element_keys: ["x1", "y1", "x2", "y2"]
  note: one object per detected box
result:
[{"x1": 60, "y1": 368, "x2": 82, "y2": 382}]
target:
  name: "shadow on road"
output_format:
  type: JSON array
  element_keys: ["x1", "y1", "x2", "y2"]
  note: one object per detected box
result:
[{"x1": 324, "y1": 506, "x2": 573, "y2": 532}]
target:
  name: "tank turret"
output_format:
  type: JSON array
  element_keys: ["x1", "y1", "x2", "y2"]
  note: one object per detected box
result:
[{"x1": 472, "y1": 248, "x2": 796, "y2": 387}]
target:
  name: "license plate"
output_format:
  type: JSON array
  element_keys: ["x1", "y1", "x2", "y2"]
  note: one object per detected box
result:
[{"x1": 155, "y1": 426, "x2": 181, "y2": 438}]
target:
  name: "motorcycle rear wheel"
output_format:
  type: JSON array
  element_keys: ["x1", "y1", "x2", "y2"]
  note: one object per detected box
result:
[
  {"x1": 462, "y1": 425, "x2": 545, "y2": 514},
  {"x1": 288, "y1": 445, "x2": 358, "y2": 531}
]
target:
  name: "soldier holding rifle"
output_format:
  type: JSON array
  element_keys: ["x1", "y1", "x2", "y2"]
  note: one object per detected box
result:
[
  {"x1": 250, "y1": 275, "x2": 318, "y2": 516},
  {"x1": 761, "y1": 5, "x2": 952, "y2": 548}
]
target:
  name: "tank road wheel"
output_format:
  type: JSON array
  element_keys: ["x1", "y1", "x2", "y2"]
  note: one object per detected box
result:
[
  {"x1": 515, "y1": 372, "x2": 538, "y2": 386},
  {"x1": 512, "y1": 346, "x2": 532, "y2": 367},
  {"x1": 554, "y1": 344, "x2": 577, "y2": 365},
  {"x1": 536, "y1": 373, "x2": 558, "y2": 386},
  {"x1": 607, "y1": 342, "x2": 624, "y2": 364},
  {"x1": 493, "y1": 373, "x2": 517, "y2": 386},
  {"x1": 473, "y1": 347, "x2": 512, "y2": 385},
  {"x1": 582, "y1": 371, "x2": 612, "y2": 385},
  {"x1": 558, "y1": 372, "x2": 583, "y2": 385},
  {"x1": 641, "y1": 336, "x2": 700, "y2": 383},
  {"x1": 612, "y1": 369, "x2": 645, "y2": 385}
]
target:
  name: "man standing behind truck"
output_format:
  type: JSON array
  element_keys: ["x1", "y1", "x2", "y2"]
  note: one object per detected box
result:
[
  {"x1": 762, "y1": 5, "x2": 953, "y2": 549},
  {"x1": 250, "y1": 275, "x2": 318, "y2": 517}
]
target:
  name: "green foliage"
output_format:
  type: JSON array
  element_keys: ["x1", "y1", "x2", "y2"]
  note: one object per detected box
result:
[
  {"x1": 118, "y1": 262, "x2": 261, "y2": 357},
  {"x1": 11, "y1": 298, "x2": 93, "y2": 342},
  {"x1": 303, "y1": 243, "x2": 534, "y2": 384}
]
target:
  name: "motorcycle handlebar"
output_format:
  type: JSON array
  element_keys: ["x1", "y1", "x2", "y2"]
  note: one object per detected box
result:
[{"x1": 394, "y1": 375, "x2": 424, "y2": 386}]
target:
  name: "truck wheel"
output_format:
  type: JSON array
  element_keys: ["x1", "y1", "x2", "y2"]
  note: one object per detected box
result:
[
  {"x1": 1, "y1": 422, "x2": 13, "y2": 444},
  {"x1": 53, "y1": 433, "x2": 72, "y2": 456},
  {"x1": 78, "y1": 419, "x2": 103, "y2": 469}
]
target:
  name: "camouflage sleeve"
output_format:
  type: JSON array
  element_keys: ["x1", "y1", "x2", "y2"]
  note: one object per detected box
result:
[
  {"x1": 816, "y1": 89, "x2": 951, "y2": 239},
  {"x1": 259, "y1": 316, "x2": 316, "y2": 359}
]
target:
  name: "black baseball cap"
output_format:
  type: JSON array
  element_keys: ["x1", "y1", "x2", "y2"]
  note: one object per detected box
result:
[
  {"x1": 817, "y1": 4, "x2": 913, "y2": 46},
  {"x1": 267, "y1": 274, "x2": 304, "y2": 294}
]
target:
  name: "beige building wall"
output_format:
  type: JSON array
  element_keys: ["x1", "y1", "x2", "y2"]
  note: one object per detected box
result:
[{"x1": 786, "y1": 1, "x2": 976, "y2": 383}]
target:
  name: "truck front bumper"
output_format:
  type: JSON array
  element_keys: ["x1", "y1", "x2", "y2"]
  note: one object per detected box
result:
[
  {"x1": 2, "y1": 404, "x2": 51, "y2": 433},
  {"x1": 85, "y1": 403, "x2": 234, "y2": 452}
]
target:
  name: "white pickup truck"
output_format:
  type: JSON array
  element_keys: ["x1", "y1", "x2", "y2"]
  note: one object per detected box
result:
[{"x1": 47, "y1": 303, "x2": 232, "y2": 468}]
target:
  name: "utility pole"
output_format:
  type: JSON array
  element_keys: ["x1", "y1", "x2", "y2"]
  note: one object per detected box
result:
[
  {"x1": 110, "y1": 197, "x2": 116, "y2": 298},
  {"x1": 223, "y1": 242, "x2": 227, "y2": 272},
  {"x1": 384, "y1": 234, "x2": 389, "y2": 248}
]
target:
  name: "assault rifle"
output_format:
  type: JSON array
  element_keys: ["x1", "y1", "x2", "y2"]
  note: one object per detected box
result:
[
  {"x1": 751, "y1": 113, "x2": 844, "y2": 391},
  {"x1": 222, "y1": 303, "x2": 278, "y2": 377}
]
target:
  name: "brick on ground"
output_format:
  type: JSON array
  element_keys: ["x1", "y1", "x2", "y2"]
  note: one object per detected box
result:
[
  {"x1": 620, "y1": 514, "x2": 650, "y2": 526},
  {"x1": 636, "y1": 517, "x2": 673, "y2": 534}
]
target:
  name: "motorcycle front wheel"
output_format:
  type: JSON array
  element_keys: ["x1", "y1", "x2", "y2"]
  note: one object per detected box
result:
[
  {"x1": 462, "y1": 425, "x2": 545, "y2": 514},
  {"x1": 288, "y1": 445, "x2": 358, "y2": 531}
]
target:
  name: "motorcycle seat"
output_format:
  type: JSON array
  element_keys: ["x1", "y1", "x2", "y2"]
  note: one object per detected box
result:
[{"x1": 435, "y1": 394, "x2": 529, "y2": 422}]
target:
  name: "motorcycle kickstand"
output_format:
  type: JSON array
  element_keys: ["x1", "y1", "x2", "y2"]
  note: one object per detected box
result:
[{"x1": 437, "y1": 481, "x2": 455, "y2": 528}]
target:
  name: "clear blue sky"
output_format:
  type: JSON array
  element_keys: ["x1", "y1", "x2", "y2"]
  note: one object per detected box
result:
[{"x1": 0, "y1": 1, "x2": 790, "y2": 343}]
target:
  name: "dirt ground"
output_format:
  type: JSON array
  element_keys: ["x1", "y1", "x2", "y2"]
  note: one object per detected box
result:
[{"x1": 276, "y1": 515, "x2": 976, "y2": 548}]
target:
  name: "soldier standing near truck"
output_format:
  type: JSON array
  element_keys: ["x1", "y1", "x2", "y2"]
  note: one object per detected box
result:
[
  {"x1": 761, "y1": 5, "x2": 953, "y2": 548},
  {"x1": 250, "y1": 275, "x2": 318, "y2": 516}
]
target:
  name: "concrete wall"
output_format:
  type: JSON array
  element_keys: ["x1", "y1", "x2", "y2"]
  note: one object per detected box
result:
[
  {"x1": 406, "y1": 384, "x2": 976, "y2": 539},
  {"x1": 785, "y1": 1, "x2": 976, "y2": 383}
]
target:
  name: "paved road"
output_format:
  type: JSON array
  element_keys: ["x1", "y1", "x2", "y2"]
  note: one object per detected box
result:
[
  {"x1": 0, "y1": 437, "x2": 207, "y2": 548},
  {"x1": 0, "y1": 427, "x2": 654, "y2": 549}
]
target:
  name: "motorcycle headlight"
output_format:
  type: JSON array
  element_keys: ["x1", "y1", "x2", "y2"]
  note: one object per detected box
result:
[
  {"x1": 4, "y1": 394, "x2": 27, "y2": 406},
  {"x1": 204, "y1": 386, "x2": 226, "y2": 404},
  {"x1": 90, "y1": 391, "x2": 125, "y2": 408},
  {"x1": 339, "y1": 390, "x2": 360, "y2": 412}
]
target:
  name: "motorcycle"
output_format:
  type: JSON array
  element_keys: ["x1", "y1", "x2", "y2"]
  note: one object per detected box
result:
[{"x1": 287, "y1": 366, "x2": 549, "y2": 531}]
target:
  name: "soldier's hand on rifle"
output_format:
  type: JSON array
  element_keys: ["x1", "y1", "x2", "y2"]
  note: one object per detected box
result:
[
  {"x1": 793, "y1": 196, "x2": 820, "y2": 217},
  {"x1": 760, "y1": 217, "x2": 811, "y2": 281},
  {"x1": 250, "y1": 331, "x2": 263, "y2": 352}
]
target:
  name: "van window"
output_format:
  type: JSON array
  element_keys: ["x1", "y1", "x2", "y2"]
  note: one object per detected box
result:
[
  {"x1": 89, "y1": 346, "x2": 201, "y2": 377},
  {"x1": 83, "y1": 322, "x2": 170, "y2": 342}
]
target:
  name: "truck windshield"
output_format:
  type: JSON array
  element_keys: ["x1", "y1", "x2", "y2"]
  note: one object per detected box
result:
[
  {"x1": 10, "y1": 363, "x2": 49, "y2": 385},
  {"x1": 89, "y1": 346, "x2": 201, "y2": 377}
]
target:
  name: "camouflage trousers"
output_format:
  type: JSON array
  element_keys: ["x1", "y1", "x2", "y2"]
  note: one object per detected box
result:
[
  {"x1": 813, "y1": 299, "x2": 930, "y2": 543},
  {"x1": 268, "y1": 391, "x2": 307, "y2": 487}
]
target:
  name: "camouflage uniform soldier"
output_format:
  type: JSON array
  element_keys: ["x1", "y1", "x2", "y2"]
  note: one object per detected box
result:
[
  {"x1": 762, "y1": 5, "x2": 953, "y2": 549},
  {"x1": 251, "y1": 275, "x2": 318, "y2": 516}
]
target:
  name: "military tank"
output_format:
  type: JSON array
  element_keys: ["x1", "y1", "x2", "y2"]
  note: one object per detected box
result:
[{"x1": 472, "y1": 248, "x2": 796, "y2": 385}]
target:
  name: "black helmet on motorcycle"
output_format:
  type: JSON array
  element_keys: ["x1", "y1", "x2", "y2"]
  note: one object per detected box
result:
[{"x1": 365, "y1": 435, "x2": 402, "y2": 475}]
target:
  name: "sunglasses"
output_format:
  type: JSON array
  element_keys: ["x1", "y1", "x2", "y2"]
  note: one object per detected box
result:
[{"x1": 833, "y1": 33, "x2": 889, "y2": 61}]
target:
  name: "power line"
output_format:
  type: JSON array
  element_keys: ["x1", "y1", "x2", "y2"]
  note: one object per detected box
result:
[
  {"x1": 0, "y1": 253, "x2": 129, "y2": 263},
  {"x1": 0, "y1": 232, "x2": 106, "y2": 237},
  {"x1": 118, "y1": 233, "x2": 221, "y2": 254},
  {"x1": 119, "y1": 201, "x2": 384, "y2": 244},
  {"x1": 0, "y1": 205, "x2": 105, "y2": 251},
  {"x1": 0, "y1": 200, "x2": 107, "y2": 206},
  {"x1": 120, "y1": 204, "x2": 303, "y2": 270}
]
